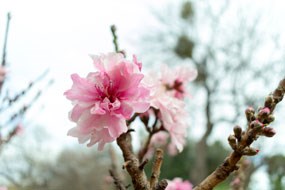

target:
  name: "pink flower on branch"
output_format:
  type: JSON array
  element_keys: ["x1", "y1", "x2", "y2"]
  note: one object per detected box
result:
[
  {"x1": 65, "y1": 53, "x2": 150, "y2": 150},
  {"x1": 166, "y1": 178, "x2": 193, "y2": 190},
  {"x1": 145, "y1": 64, "x2": 197, "y2": 152},
  {"x1": 146, "y1": 131, "x2": 180, "y2": 158},
  {"x1": 161, "y1": 64, "x2": 197, "y2": 99}
]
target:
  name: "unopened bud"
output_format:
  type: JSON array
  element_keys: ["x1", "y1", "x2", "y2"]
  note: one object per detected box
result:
[
  {"x1": 228, "y1": 135, "x2": 237, "y2": 150},
  {"x1": 258, "y1": 107, "x2": 270, "y2": 116},
  {"x1": 273, "y1": 89, "x2": 284, "y2": 103},
  {"x1": 233, "y1": 125, "x2": 242, "y2": 140},
  {"x1": 267, "y1": 115, "x2": 275, "y2": 123},
  {"x1": 245, "y1": 107, "x2": 255, "y2": 121},
  {"x1": 250, "y1": 120, "x2": 264, "y2": 129},
  {"x1": 265, "y1": 95, "x2": 274, "y2": 108},
  {"x1": 245, "y1": 106, "x2": 254, "y2": 114},
  {"x1": 279, "y1": 79, "x2": 285, "y2": 90},
  {"x1": 243, "y1": 147, "x2": 259, "y2": 156},
  {"x1": 263, "y1": 127, "x2": 276, "y2": 137}
]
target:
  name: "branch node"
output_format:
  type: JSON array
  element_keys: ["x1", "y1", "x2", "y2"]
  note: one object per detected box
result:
[{"x1": 139, "y1": 159, "x2": 149, "y2": 170}]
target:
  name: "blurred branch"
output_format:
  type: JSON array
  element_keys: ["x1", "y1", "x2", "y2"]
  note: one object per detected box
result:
[
  {"x1": 1, "y1": 13, "x2": 11, "y2": 67},
  {"x1": 109, "y1": 146, "x2": 127, "y2": 190},
  {"x1": 0, "y1": 171, "x2": 20, "y2": 188},
  {"x1": 0, "y1": 13, "x2": 11, "y2": 93},
  {"x1": 138, "y1": 108, "x2": 163, "y2": 162}
]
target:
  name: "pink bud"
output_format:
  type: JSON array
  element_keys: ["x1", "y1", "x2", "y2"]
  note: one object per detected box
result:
[
  {"x1": 263, "y1": 127, "x2": 276, "y2": 137},
  {"x1": 246, "y1": 106, "x2": 255, "y2": 113},
  {"x1": 250, "y1": 120, "x2": 264, "y2": 129},
  {"x1": 258, "y1": 107, "x2": 270, "y2": 115}
]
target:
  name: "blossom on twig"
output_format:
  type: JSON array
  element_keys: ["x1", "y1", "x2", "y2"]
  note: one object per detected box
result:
[
  {"x1": 65, "y1": 53, "x2": 150, "y2": 150},
  {"x1": 145, "y1": 64, "x2": 197, "y2": 152}
]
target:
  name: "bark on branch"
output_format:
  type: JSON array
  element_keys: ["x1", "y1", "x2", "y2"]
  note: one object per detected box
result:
[
  {"x1": 150, "y1": 149, "x2": 164, "y2": 189},
  {"x1": 117, "y1": 132, "x2": 150, "y2": 190}
]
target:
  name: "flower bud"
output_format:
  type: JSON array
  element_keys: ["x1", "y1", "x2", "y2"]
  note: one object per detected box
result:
[
  {"x1": 279, "y1": 79, "x2": 285, "y2": 90},
  {"x1": 258, "y1": 107, "x2": 270, "y2": 116},
  {"x1": 243, "y1": 147, "x2": 259, "y2": 156},
  {"x1": 267, "y1": 115, "x2": 275, "y2": 123},
  {"x1": 233, "y1": 125, "x2": 242, "y2": 140},
  {"x1": 263, "y1": 127, "x2": 276, "y2": 137},
  {"x1": 245, "y1": 106, "x2": 254, "y2": 114},
  {"x1": 265, "y1": 95, "x2": 274, "y2": 108},
  {"x1": 228, "y1": 135, "x2": 237, "y2": 150},
  {"x1": 250, "y1": 120, "x2": 264, "y2": 130},
  {"x1": 245, "y1": 107, "x2": 255, "y2": 121}
]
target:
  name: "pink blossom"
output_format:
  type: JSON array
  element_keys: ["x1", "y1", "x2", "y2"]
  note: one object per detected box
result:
[
  {"x1": 149, "y1": 131, "x2": 179, "y2": 157},
  {"x1": 143, "y1": 64, "x2": 197, "y2": 152},
  {"x1": 167, "y1": 142, "x2": 179, "y2": 156},
  {"x1": 65, "y1": 53, "x2": 150, "y2": 150},
  {"x1": 154, "y1": 96, "x2": 188, "y2": 152},
  {"x1": 166, "y1": 178, "x2": 193, "y2": 190},
  {"x1": 145, "y1": 131, "x2": 180, "y2": 159},
  {"x1": 0, "y1": 187, "x2": 8, "y2": 190},
  {"x1": 161, "y1": 64, "x2": 197, "y2": 99},
  {"x1": 145, "y1": 131, "x2": 169, "y2": 159}
]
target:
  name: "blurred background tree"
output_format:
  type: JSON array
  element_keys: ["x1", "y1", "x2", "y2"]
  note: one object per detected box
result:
[
  {"x1": 139, "y1": 0, "x2": 285, "y2": 189},
  {"x1": 264, "y1": 154, "x2": 285, "y2": 190},
  {"x1": 0, "y1": 127, "x2": 113, "y2": 190},
  {"x1": 0, "y1": 13, "x2": 52, "y2": 150}
]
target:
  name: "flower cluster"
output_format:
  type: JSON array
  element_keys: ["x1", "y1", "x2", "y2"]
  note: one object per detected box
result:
[
  {"x1": 65, "y1": 53, "x2": 197, "y2": 152},
  {"x1": 64, "y1": 53, "x2": 150, "y2": 150}
]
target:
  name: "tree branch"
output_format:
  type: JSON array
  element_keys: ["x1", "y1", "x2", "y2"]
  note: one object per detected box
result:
[
  {"x1": 117, "y1": 132, "x2": 150, "y2": 190},
  {"x1": 150, "y1": 149, "x2": 164, "y2": 189},
  {"x1": 193, "y1": 78, "x2": 285, "y2": 190}
]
